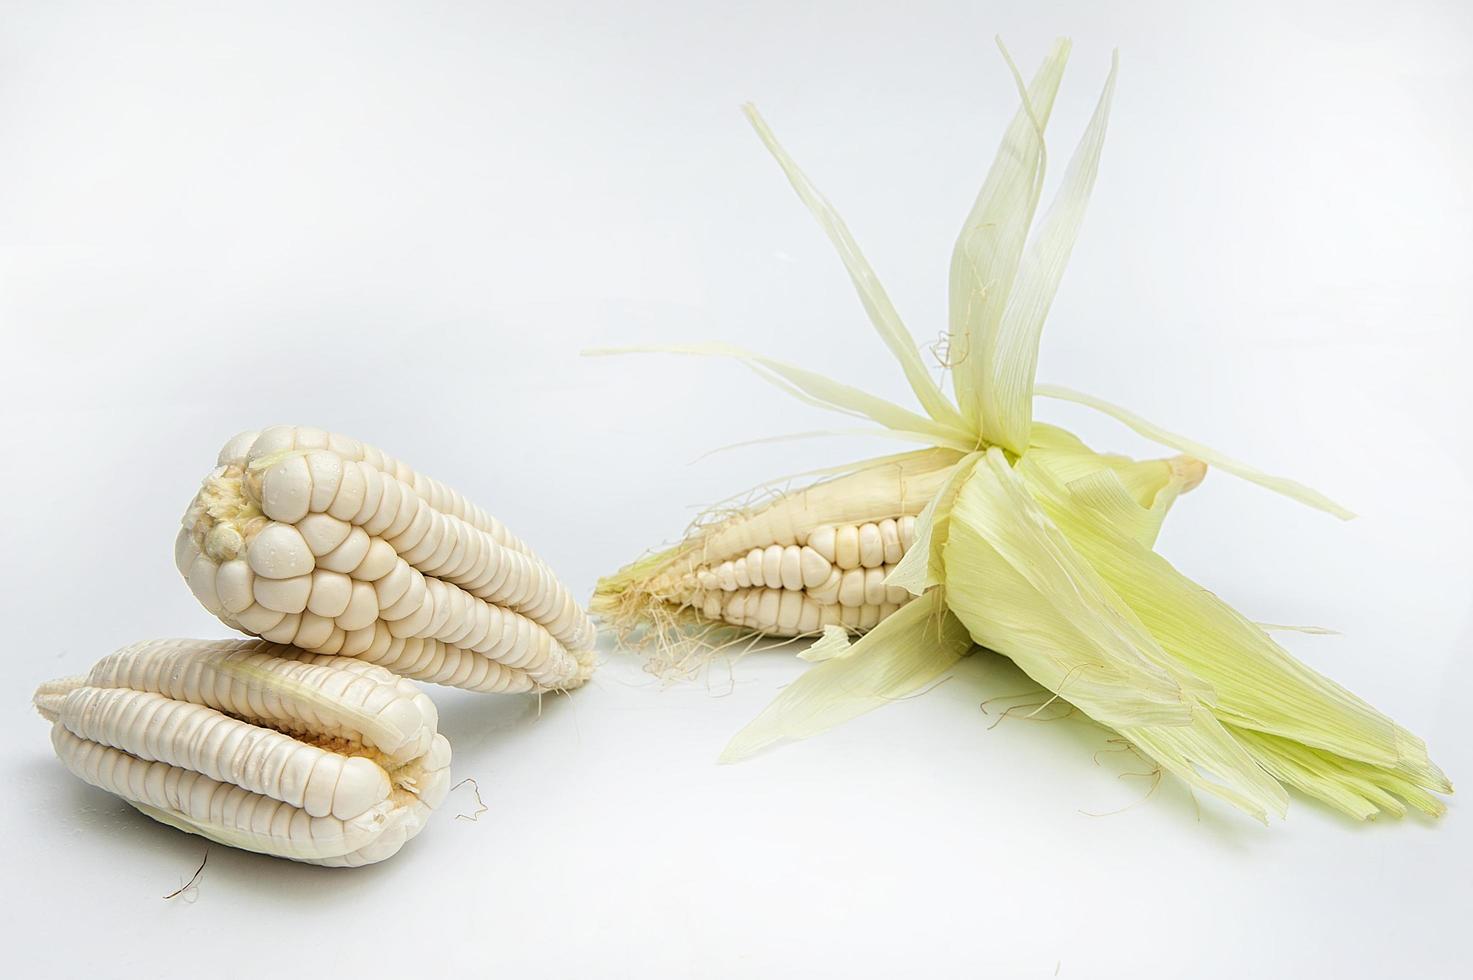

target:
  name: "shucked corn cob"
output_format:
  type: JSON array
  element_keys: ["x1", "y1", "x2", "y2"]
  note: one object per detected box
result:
[
  {"x1": 35, "y1": 638, "x2": 451, "y2": 866},
  {"x1": 592, "y1": 39, "x2": 1450, "y2": 821},
  {"x1": 177, "y1": 425, "x2": 597, "y2": 693}
]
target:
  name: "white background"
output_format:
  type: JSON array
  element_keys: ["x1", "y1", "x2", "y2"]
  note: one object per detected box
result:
[{"x1": 2, "y1": 2, "x2": 1469, "y2": 977}]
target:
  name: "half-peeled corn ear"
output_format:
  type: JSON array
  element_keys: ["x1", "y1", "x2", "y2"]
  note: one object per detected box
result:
[
  {"x1": 591, "y1": 39, "x2": 1449, "y2": 822},
  {"x1": 35, "y1": 638, "x2": 451, "y2": 866},
  {"x1": 177, "y1": 425, "x2": 597, "y2": 694},
  {"x1": 595, "y1": 441, "x2": 1204, "y2": 652}
]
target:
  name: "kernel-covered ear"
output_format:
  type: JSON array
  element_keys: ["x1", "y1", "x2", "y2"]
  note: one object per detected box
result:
[
  {"x1": 36, "y1": 638, "x2": 452, "y2": 866},
  {"x1": 593, "y1": 451, "x2": 954, "y2": 642},
  {"x1": 178, "y1": 425, "x2": 597, "y2": 694}
]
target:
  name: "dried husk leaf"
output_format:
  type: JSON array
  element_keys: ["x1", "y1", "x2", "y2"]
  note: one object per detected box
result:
[{"x1": 721, "y1": 591, "x2": 972, "y2": 762}]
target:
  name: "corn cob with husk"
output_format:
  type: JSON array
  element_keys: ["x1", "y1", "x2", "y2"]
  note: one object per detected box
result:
[
  {"x1": 177, "y1": 425, "x2": 598, "y2": 694},
  {"x1": 592, "y1": 39, "x2": 1450, "y2": 822},
  {"x1": 598, "y1": 442, "x2": 1205, "y2": 661}
]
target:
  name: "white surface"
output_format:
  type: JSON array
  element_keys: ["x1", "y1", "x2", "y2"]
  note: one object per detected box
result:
[{"x1": 2, "y1": 1, "x2": 1470, "y2": 977}]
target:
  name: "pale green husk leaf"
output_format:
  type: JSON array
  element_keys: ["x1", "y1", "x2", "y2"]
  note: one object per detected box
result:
[
  {"x1": 720, "y1": 592, "x2": 972, "y2": 762},
  {"x1": 884, "y1": 451, "x2": 984, "y2": 596},
  {"x1": 943, "y1": 449, "x2": 1210, "y2": 727},
  {"x1": 949, "y1": 38, "x2": 1071, "y2": 447},
  {"x1": 586, "y1": 344, "x2": 975, "y2": 451},
  {"x1": 1035, "y1": 383, "x2": 1355, "y2": 519},
  {"x1": 742, "y1": 105, "x2": 970, "y2": 434},
  {"x1": 990, "y1": 50, "x2": 1119, "y2": 454}
]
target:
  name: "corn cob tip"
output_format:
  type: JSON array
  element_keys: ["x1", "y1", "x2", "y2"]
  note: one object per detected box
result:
[
  {"x1": 1169, "y1": 455, "x2": 1208, "y2": 493},
  {"x1": 33, "y1": 677, "x2": 85, "y2": 723}
]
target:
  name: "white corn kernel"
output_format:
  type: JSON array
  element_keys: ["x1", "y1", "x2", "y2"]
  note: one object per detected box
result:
[
  {"x1": 779, "y1": 545, "x2": 804, "y2": 591},
  {"x1": 253, "y1": 574, "x2": 312, "y2": 615},
  {"x1": 796, "y1": 597, "x2": 821, "y2": 633},
  {"x1": 307, "y1": 570, "x2": 353, "y2": 619},
  {"x1": 757, "y1": 589, "x2": 780, "y2": 629},
  {"x1": 834, "y1": 526, "x2": 860, "y2": 570},
  {"x1": 248, "y1": 523, "x2": 314, "y2": 580},
  {"x1": 216, "y1": 560, "x2": 255, "y2": 614},
  {"x1": 799, "y1": 547, "x2": 831, "y2": 589},
  {"x1": 260, "y1": 455, "x2": 313, "y2": 524},
  {"x1": 746, "y1": 548, "x2": 765, "y2": 587},
  {"x1": 716, "y1": 561, "x2": 738, "y2": 591},
  {"x1": 776, "y1": 590, "x2": 803, "y2": 631},
  {"x1": 298, "y1": 513, "x2": 352, "y2": 557},
  {"x1": 761, "y1": 545, "x2": 783, "y2": 590},
  {"x1": 808, "y1": 525, "x2": 836, "y2": 563},
  {"x1": 837, "y1": 568, "x2": 865, "y2": 607},
  {"x1": 319, "y1": 527, "x2": 371, "y2": 574},
  {"x1": 857, "y1": 523, "x2": 883, "y2": 568},
  {"x1": 898, "y1": 515, "x2": 917, "y2": 550},
  {"x1": 878, "y1": 518, "x2": 902, "y2": 565},
  {"x1": 863, "y1": 566, "x2": 887, "y2": 606},
  {"x1": 808, "y1": 568, "x2": 843, "y2": 605}
]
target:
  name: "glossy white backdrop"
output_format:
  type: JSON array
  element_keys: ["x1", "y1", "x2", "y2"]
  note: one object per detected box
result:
[{"x1": 1, "y1": 2, "x2": 1469, "y2": 977}]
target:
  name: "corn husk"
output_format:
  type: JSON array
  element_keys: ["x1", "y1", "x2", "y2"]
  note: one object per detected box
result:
[{"x1": 593, "y1": 39, "x2": 1449, "y2": 821}]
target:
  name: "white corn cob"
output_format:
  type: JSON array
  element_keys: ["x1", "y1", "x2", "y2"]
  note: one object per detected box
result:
[
  {"x1": 177, "y1": 425, "x2": 597, "y2": 693},
  {"x1": 675, "y1": 518, "x2": 920, "y2": 636},
  {"x1": 594, "y1": 451, "x2": 958, "y2": 638},
  {"x1": 34, "y1": 638, "x2": 452, "y2": 867}
]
